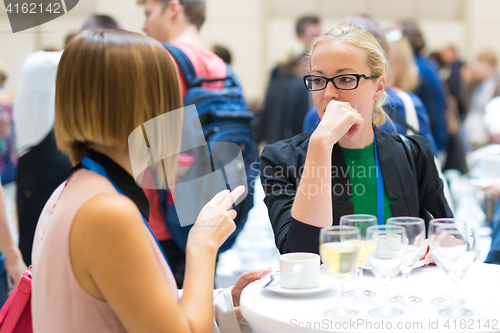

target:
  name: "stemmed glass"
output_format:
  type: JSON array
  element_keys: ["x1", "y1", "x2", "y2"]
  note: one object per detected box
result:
[
  {"x1": 365, "y1": 225, "x2": 407, "y2": 317},
  {"x1": 387, "y1": 217, "x2": 425, "y2": 304},
  {"x1": 431, "y1": 222, "x2": 476, "y2": 317},
  {"x1": 340, "y1": 214, "x2": 377, "y2": 298},
  {"x1": 428, "y1": 218, "x2": 466, "y2": 306},
  {"x1": 319, "y1": 226, "x2": 361, "y2": 318}
]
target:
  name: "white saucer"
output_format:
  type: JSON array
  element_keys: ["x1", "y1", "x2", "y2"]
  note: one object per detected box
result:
[{"x1": 265, "y1": 274, "x2": 335, "y2": 297}]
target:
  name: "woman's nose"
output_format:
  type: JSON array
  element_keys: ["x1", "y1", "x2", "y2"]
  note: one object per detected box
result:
[{"x1": 324, "y1": 81, "x2": 340, "y2": 100}]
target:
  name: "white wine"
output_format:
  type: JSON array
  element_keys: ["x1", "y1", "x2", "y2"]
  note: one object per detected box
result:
[
  {"x1": 320, "y1": 242, "x2": 360, "y2": 281},
  {"x1": 357, "y1": 241, "x2": 367, "y2": 268}
]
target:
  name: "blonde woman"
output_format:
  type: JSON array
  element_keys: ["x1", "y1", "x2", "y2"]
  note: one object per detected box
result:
[
  {"x1": 389, "y1": 34, "x2": 419, "y2": 93},
  {"x1": 31, "y1": 29, "x2": 269, "y2": 333},
  {"x1": 302, "y1": 16, "x2": 438, "y2": 154},
  {"x1": 260, "y1": 24, "x2": 453, "y2": 255}
]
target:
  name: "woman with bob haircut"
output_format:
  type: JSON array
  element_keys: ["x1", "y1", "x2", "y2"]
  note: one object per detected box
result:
[
  {"x1": 260, "y1": 24, "x2": 453, "y2": 255},
  {"x1": 31, "y1": 29, "x2": 269, "y2": 333}
]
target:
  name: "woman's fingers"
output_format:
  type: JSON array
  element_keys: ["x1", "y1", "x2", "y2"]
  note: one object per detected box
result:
[
  {"x1": 232, "y1": 268, "x2": 273, "y2": 307},
  {"x1": 220, "y1": 185, "x2": 245, "y2": 211},
  {"x1": 226, "y1": 209, "x2": 237, "y2": 221},
  {"x1": 209, "y1": 189, "x2": 231, "y2": 205},
  {"x1": 205, "y1": 185, "x2": 245, "y2": 210}
]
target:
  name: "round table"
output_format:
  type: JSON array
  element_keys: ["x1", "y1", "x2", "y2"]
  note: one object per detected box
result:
[{"x1": 241, "y1": 263, "x2": 500, "y2": 333}]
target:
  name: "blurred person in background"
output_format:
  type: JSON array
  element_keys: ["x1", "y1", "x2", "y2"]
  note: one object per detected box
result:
[
  {"x1": 267, "y1": 16, "x2": 322, "y2": 84},
  {"x1": 0, "y1": 59, "x2": 18, "y2": 230},
  {"x1": 64, "y1": 33, "x2": 77, "y2": 47},
  {"x1": 484, "y1": 96, "x2": 500, "y2": 144},
  {"x1": 0, "y1": 181, "x2": 27, "y2": 306},
  {"x1": 258, "y1": 52, "x2": 312, "y2": 144},
  {"x1": 0, "y1": 61, "x2": 14, "y2": 109},
  {"x1": 14, "y1": 14, "x2": 121, "y2": 266},
  {"x1": 303, "y1": 15, "x2": 437, "y2": 155},
  {"x1": 296, "y1": 16, "x2": 322, "y2": 53},
  {"x1": 63, "y1": 14, "x2": 120, "y2": 48},
  {"x1": 257, "y1": 16, "x2": 321, "y2": 145},
  {"x1": 389, "y1": 34, "x2": 419, "y2": 93},
  {"x1": 211, "y1": 44, "x2": 232, "y2": 65},
  {"x1": 0, "y1": 60, "x2": 22, "y2": 305},
  {"x1": 440, "y1": 45, "x2": 466, "y2": 120},
  {"x1": 81, "y1": 14, "x2": 121, "y2": 31},
  {"x1": 399, "y1": 20, "x2": 448, "y2": 159},
  {"x1": 14, "y1": 51, "x2": 71, "y2": 267},
  {"x1": 428, "y1": 50, "x2": 468, "y2": 174},
  {"x1": 140, "y1": 0, "x2": 252, "y2": 288},
  {"x1": 463, "y1": 50, "x2": 500, "y2": 150},
  {"x1": 0, "y1": 59, "x2": 17, "y2": 185}
]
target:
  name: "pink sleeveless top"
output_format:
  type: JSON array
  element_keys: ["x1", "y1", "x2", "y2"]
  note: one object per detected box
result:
[{"x1": 31, "y1": 169, "x2": 179, "y2": 332}]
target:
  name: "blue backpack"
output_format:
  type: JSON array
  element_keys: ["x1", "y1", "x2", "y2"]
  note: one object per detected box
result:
[{"x1": 159, "y1": 43, "x2": 258, "y2": 253}]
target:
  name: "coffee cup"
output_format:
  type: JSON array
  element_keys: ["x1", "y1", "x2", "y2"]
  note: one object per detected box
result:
[{"x1": 279, "y1": 252, "x2": 320, "y2": 289}]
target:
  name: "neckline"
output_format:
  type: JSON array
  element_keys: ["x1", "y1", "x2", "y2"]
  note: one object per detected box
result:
[
  {"x1": 76, "y1": 150, "x2": 150, "y2": 220},
  {"x1": 340, "y1": 142, "x2": 375, "y2": 158}
]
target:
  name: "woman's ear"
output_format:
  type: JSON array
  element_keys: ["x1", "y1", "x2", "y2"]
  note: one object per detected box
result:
[{"x1": 373, "y1": 75, "x2": 386, "y2": 100}]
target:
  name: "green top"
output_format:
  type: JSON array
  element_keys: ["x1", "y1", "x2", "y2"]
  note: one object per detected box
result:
[{"x1": 340, "y1": 143, "x2": 394, "y2": 224}]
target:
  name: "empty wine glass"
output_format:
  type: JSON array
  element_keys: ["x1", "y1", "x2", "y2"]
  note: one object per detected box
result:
[
  {"x1": 319, "y1": 226, "x2": 361, "y2": 318},
  {"x1": 365, "y1": 225, "x2": 407, "y2": 318},
  {"x1": 387, "y1": 217, "x2": 425, "y2": 304},
  {"x1": 340, "y1": 214, "x2": 377, "y2": 299},
  {"x1": 431, "y1": 224, "x2": 476, "y2": 317},
  {"x1": 428, "y1": 218, "x2": 466, "y2": 306}
]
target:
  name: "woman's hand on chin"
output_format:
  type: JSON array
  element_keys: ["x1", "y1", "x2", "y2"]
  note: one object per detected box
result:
[{"x1": 312, "y1": 100, "x2": 364, "y2": 147}]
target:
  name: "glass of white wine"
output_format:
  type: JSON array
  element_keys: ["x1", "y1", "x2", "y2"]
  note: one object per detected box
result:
[
  {"x1": 366, "y1": 225, "x2": 407, "y2": 318},
  {"x1": 340, "y1": 214, "x2": 377, "y2": 299},
  {"x1": 319, "y1": 226, "x2": 360, "y2": 318},
  {"x1": 387, "y1": 217, "x2": 425, "y2": 304}
]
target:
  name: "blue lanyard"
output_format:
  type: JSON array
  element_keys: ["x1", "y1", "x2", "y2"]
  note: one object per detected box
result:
[
  {"x1": 81, "y1": 156, "x2": 170, "y2": 267},
  {"x1": 373, "y1": 133, "x2": 385, "y2": 225}
]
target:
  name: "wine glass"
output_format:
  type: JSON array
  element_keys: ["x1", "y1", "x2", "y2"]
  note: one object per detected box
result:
[
  {"x1": 428, "y1": 218, "x2": 466, "y2": 306},
  {"x1": 365, "y1": 225, "x2": 407, "y2": 317},
  {"x1": 340, "y1": 214, "x2": 377, "y2": 298},
  {"x1": 431, "y1": 223, "x2": 476, "y2": 317},
  {"x1": 387, "y1": 217, "x2": 425, "y2": 304},
  {"x1": 319, "y1": 226, "x2": 361, "y2": 318}
]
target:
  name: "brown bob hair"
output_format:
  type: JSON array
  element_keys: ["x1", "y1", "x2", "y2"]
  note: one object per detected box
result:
[{"x1": 55, "y1": 29, "x2": 183, "y2": 170}]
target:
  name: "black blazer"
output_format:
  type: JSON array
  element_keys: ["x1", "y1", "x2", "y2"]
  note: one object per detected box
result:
[{"x1": 259, "y1": 127, "x2": 453, "y2": 254}]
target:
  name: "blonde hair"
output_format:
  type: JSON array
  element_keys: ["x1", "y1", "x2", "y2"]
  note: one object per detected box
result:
[
  {"x1": 477, "y1": 50, "x2": 498, "y2": 68},
  {"x1": 390, "y1": 36, "x2": 419, "y2": 92},
  {"x1": 55, "y1": 29, "x2": 183, "y2": 184},
  {"x1": 308, "y1": 24, "x2": 389, "y2": 126}
]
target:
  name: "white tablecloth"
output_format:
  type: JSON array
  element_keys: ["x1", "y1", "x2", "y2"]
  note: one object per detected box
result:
[{"x1": 241, "y1": 263, "x2": 500, "y2": 333}]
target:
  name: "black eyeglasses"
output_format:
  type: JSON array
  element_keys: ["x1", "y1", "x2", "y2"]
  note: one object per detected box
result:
[{"x1": 303, "y1": 73, "x2": 379, "y2": 91}]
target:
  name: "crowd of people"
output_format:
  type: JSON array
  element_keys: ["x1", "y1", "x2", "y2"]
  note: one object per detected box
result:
[{"x1": 0, "y1": 0, "x2": 498, "y2": 331}]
